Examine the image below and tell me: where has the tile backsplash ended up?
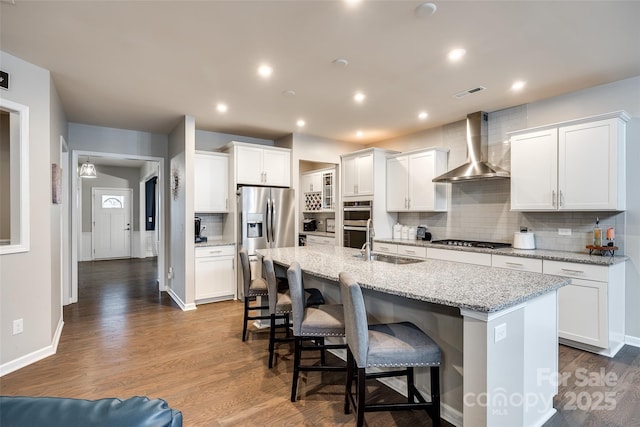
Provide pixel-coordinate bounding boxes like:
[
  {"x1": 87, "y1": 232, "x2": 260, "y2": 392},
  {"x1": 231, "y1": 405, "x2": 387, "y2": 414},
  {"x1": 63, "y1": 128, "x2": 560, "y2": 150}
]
[
  {"x1": 397, "y1": 105, "x2": 627, "y2": 254},
  {"x1": 196, "y1": 213, "x2": 224, "y2": 239}
]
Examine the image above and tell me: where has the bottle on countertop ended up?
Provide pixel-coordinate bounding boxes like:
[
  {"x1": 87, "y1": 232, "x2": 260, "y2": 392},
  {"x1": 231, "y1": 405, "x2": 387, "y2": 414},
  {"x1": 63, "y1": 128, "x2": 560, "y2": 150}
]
[{"x1": 593, "y1": 217, "x2": 603, "y2": 247}]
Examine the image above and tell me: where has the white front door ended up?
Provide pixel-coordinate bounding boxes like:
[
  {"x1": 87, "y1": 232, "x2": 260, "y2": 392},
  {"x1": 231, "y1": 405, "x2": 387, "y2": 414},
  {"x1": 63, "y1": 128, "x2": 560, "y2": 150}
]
[{"x1": 92, "y1": 188, "x2": 132, "y2": 259}]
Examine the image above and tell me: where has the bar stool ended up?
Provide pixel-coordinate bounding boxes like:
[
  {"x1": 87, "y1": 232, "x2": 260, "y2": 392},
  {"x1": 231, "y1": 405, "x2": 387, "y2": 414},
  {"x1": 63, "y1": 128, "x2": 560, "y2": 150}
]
[
  {"x1": 339, "y1": 272, "x2": 442, "y2": 427},
  {"x1": 287, "y1": 261, "x2": 347, "y2": 402},
  {"x1": 263, "y1": 256, "x2": 293, "y2": 369},
  {"x1": 239, "y1": 247, "x2": 270, "y2": 341}
]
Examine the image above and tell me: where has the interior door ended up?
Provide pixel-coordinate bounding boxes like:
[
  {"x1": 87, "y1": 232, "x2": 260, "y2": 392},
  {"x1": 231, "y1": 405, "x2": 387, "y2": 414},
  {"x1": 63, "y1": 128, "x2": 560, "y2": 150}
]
[{"x1": 92, "y1": 188, "x2": 132, "y2": 259}]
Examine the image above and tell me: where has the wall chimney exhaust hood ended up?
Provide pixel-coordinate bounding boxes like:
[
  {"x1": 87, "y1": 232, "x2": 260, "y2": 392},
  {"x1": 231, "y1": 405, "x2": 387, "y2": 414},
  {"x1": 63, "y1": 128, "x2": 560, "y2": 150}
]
[{"x1": 432, "y1": 111, "x2": 510, "y2": 183}]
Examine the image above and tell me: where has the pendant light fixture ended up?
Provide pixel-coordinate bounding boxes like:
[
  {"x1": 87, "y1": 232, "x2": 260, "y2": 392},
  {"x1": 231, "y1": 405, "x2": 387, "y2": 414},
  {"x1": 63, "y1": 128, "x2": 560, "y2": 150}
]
[{"x1": 79, "y1": 157, "x2": 97, "y2": 178}]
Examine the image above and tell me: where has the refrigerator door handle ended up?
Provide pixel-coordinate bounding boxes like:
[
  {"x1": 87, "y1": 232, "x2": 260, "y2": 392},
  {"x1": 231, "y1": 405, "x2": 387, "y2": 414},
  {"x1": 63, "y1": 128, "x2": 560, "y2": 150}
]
[
  {"x1": 265, "y1": 199, "x2": 271, "y2": 243},
  {"x1": 270, "y1": 198, "x2": 275, "y2": 244}
]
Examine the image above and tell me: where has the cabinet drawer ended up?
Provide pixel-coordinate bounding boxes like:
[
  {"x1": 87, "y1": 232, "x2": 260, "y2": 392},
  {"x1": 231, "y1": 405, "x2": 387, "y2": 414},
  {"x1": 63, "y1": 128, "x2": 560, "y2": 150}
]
[
  {"x1": 543, "y1": 260, "x2": 608, "y2": 282},
  {"x1": 195, "y1": 245, "x2": 235, "y2": 258},
  {"x1": 373, "y1": 242, "x2": 398, "y2": 254},
  {"x1": 427, "y1": 248, "x2": 491, "y2": 266},
  {"x1": 492, "y1": 255, "x2": 542, "y2": 273},
  {"x1": 397, "y1": 245, "x2": 427, "y2": 259},
  {"x1": 307, "y1": 235, "x2": 335, "y2": 246}
]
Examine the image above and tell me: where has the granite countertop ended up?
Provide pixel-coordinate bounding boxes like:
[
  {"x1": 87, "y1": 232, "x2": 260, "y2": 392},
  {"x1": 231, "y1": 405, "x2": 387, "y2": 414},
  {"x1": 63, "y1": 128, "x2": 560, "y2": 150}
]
[
  {"x1": 195, "y1": 240, "x2": 236, "y2": 248},
  {"x1": 256, "y1": 246, "x2": 570, "y2": 313},
  {"x1": 374, "y1": 237, "x2": 627, "y2": 266}
]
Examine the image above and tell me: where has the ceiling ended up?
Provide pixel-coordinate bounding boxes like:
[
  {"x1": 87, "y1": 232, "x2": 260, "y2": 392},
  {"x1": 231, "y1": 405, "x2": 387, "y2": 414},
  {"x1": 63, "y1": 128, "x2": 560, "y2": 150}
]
[{"x1": 1, "y1": 1, "x2": 639, "y2": 144}]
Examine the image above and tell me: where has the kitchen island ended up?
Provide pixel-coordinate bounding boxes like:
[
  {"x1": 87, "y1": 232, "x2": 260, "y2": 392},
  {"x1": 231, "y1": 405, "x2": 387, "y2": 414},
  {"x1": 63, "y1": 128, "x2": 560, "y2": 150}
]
[{"x1": 257, "y1": 245, "x2": 570, "y2": 427}]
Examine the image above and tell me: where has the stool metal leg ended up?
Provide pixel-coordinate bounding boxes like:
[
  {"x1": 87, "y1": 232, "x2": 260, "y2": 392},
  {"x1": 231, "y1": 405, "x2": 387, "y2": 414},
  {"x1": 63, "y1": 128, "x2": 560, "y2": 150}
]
[
  {"x1": 242, "y1": 298, "x2": 249, "y2": 341},
  {"x1": 344, "y1": 349, "x2": 354, "y2": 414},
  {"x1": 356, "y1": 366, "x2": 366, "y2": 427},
  {"x1": 407, "y1": 367, "x2": 415, "y2": 403},
  {"x1": 290, "y1": 337, "x2": 302, "y2": 402}
]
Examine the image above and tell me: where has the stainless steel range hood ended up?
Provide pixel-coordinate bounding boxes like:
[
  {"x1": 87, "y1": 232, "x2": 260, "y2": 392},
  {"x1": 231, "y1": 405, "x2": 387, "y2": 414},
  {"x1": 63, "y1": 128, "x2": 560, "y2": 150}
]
[{"x1": 432, "y1": 111, "x2": 510, "y2": 183}]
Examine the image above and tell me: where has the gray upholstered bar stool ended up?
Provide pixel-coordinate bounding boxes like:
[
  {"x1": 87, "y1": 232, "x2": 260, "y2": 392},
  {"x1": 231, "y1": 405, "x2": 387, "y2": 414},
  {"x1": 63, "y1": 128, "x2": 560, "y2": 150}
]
[
  {"x1": 239, "y1": 247, "x2": 270, "y2": 341},
  {"x1": 339, "y1": 272, "x2": 442, "y2": 427},
  {"x1": 287, "y1": 261, "x2": 347, "y2": 402},
  {"x1": 263, "y1": 256, "x2": 293, "y2": 369}
]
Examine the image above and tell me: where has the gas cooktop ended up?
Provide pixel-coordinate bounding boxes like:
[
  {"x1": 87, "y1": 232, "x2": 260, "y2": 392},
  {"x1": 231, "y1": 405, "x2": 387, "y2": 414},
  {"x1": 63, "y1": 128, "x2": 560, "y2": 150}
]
[{"x1": 431, "y1": 239, "x2": 512, "y2": 249}]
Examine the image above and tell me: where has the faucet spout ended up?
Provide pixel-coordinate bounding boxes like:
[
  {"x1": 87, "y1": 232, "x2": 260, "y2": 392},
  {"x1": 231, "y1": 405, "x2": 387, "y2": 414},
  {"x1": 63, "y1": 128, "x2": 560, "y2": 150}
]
[{"x1": 362, "y1": 218, "x2": 373, "y2": 260}]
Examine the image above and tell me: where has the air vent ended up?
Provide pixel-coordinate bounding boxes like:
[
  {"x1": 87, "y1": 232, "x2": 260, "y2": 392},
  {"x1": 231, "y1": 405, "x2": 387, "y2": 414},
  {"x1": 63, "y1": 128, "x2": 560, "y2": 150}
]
[{"x1": 453, "y1": 86, "x2": 487, "y2": 99}]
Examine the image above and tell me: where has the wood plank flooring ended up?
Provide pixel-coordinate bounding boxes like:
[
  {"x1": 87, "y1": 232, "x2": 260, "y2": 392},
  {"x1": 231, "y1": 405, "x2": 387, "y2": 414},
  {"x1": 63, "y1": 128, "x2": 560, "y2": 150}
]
[{"x1": 1, "y1": 257, "x2": 638, "y2": 426}]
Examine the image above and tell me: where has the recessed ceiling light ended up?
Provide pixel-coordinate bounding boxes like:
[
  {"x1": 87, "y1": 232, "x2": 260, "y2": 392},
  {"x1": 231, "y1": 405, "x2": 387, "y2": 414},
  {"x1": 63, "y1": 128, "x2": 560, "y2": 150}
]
[
  {"x1": 345, "y1": 0, "x2": 361, "y2": 7},
  {"x1": 418, "y1": 111, "x2": 429, "y2": 120},
  {"x1": 257, "y1": 64, "x2": 273, "y2": 78},
  {"x1": 216, "y1": 103, "x2": 228, "y2": 113},
  {"x1": 282, "y1": 89, "x2": 297, "y2": 97},
  {"x1": 354, "y1": 92, "x2": 366, "y2": 103},
  {"x1": 332, "y1": 58, "x2": 349, "y2": 68},
  {"x1": 414, "y1": 2, "x2": 437, "y2": 18},
  {"x1": 296, "y1": 119, "x2": 306, "y2": 127},
  {"x1": 356, "y1": 130, "x2": 364, "y2": 138},
  {"x1": 448, "y1": 48, "x2": 466, "y2": 62},
  {"x1": 511, "y1": 80, "x2": 526, "y2": 91}
]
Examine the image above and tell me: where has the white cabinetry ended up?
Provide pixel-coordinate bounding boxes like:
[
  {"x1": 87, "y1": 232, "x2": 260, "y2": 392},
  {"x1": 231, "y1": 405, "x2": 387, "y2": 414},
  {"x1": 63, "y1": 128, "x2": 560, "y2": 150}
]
[
  {"x1": 386, "y1": 148, "x2": 449, "y2": 212},
  {"x1": 195, "y1": 151, "x2": 229, "y2": 213},
  {"x1": 232, "y1": 142, "x2": 291, "y2": 187},
  {"x1": 543, "y1": 260, "x2": 625, "y2": 357},
  {"x1": 372, "y1": 242, "x2": 398, "y2": 254},
  {"x1": 301, "y1": 172, "x2": 322, "y2": 193},
  {"x1": 427, "y1": 248, "x2": 492, "y2": 266},
  {"x1": 306, "y1": 235, "x2": 335, "y2": 247},
  {"x1": 302, "y1": 168, "x2": 335, "y2": 211},
  {"x1": 342, "y1": 150, "x2": 374, "y2": 197},
  {"x1": 510, "y1": 111, "x2": 628, "y2": 211},
  {"x1": 492, "y1": 255, "x2": 542, "y2": 273},
  {"x1": 195, "y1": 245, "x2": 236, "y2": 303}
]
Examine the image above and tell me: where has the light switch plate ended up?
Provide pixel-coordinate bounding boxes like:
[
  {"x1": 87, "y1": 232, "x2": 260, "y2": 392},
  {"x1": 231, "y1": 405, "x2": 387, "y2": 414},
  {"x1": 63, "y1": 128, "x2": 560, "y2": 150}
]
[
  {"x1": 558, "y1": 228, "x2": 572, "y2": 236},
  {"x1": 494, "y1": 323, "x2": 507, "y2": 343}
]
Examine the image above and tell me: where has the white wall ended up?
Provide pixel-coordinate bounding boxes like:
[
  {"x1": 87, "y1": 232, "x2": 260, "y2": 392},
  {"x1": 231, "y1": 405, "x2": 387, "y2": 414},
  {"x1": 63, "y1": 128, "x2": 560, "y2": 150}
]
[
  {"x1": 0, "y1": 51, "x2": 60, "y2": 372},
  {"x1": 195, "y1": 129, "x2": 272, "y2": 151},
  {"x1": 69, "y1": 123, "x2": 168, "y2": 158}
]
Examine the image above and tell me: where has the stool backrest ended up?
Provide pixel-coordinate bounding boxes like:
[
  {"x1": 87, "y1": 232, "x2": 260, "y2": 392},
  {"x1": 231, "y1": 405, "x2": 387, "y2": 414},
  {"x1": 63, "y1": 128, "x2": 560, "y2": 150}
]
[
  {"x1": 287, "y1": 261, "x2": 305, "y2": 336},
  {"x1": 339, "y1": 272, "x2": 369, "y2": 367},
  {"x1": 262, "y1": 257, "x2": 279, "y2": 314},
  {"x1": 239, "y1": 247, "x2": 251, "y2": 295}
]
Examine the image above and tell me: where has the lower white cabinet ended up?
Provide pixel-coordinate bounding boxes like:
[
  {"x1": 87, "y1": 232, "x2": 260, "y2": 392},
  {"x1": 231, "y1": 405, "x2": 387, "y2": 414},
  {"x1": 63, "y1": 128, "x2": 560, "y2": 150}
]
[
  {"x1": 372, "y1": 242, "x2": 398, "y2": 255},
  {"x1": 195, "y1": 245, "x2": 235, "y2": 303},
  {"x1": 543, "y1": 260, "x2": 625, "y2": 357},
  {"x1": 492, "y1": 255, "x2": 542, "y2": 273},
  {"x1": 306, "y1": 235, "x2": 335, "y2": 246},
  {"x1": 427, "y1": 248, "x2": 492, "y2": 266}
]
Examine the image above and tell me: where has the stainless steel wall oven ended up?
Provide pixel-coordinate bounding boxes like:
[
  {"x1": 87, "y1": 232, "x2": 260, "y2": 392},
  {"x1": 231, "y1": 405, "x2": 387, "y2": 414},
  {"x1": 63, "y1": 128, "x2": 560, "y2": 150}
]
[{"x1": 343, "y1": 200, "x2": 372, "y2": 249}]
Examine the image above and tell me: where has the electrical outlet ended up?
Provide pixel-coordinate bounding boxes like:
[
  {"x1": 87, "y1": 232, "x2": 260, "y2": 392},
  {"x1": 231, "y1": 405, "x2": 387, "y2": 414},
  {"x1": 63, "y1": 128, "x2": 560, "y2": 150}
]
[
  {"x1": 13, "y1": 318, "x2": 23, "y2": 335},
  {"x1": 494, "y1": 323, "x2": 507, "y2": 343},
  {"x1": 167, "y1": 267, "x2": 174, "y2": 279},
  {"x1": 558, "y1": 228, "x2": 572, "y2": 236}
]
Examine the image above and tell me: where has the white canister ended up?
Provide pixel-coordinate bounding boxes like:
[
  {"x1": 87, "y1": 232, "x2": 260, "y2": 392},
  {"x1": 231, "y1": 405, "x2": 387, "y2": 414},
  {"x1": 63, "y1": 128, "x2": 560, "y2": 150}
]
[
  {"x1": 513, "y1": 232, "x2": 536, "y2": 249},
  {"x1": 393, "y1": 223, "x2": 402, "y2": 239},
  {"x1": 401, "y1": 226, "x2": 409, "y2": 240},
  {"x1": 408, "y1": 226, "x2": 417, "y2": 239}
]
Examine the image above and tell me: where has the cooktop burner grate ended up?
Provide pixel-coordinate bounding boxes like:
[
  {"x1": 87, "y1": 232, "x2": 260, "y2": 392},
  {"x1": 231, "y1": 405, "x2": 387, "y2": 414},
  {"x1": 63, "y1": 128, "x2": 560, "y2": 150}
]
[{"x1": 431, "y1": 239, "x2": 512, "y2": 249}]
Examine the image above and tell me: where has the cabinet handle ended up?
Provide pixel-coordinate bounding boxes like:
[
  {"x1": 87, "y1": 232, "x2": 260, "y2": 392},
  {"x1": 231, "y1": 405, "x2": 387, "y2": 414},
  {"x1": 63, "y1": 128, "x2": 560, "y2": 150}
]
[
  {"x1": 506, "y1": 262, "x2": 523, "y2": 267},
  {"x1": 405, "y1": 250, "x2": 416, "y2": 254},
  {"x1": 355, "y1": 184, "x2": 358, "y2": 194},
  {"x1": 209, "y1": 250, "x2": 223, "y2": 254},
  {"x1": 561, "y1": 268, "x2": 584, "y2": 274},
  {"x1": 407, "y1": 198, "x2": 411, "y2": 209},
  {"x1": 559, "y1": 190, "x2": 564, "y2": 207},
  {"x1": 552, "y1": 190, "x2": 556, "y2": 208}
]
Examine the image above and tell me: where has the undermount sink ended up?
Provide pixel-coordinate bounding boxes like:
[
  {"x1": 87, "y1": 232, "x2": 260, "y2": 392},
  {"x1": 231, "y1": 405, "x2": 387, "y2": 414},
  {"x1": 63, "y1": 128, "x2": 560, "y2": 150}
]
[{"x1": 353, "y1": 253, "x2": 424, "y2": 265}]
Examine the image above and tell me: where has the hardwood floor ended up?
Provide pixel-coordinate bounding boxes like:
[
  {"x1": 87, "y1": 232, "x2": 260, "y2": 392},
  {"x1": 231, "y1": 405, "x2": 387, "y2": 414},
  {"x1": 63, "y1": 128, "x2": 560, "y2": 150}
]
[{"x1": 1, "y1": 257, "x2": 638, "y2": 426}]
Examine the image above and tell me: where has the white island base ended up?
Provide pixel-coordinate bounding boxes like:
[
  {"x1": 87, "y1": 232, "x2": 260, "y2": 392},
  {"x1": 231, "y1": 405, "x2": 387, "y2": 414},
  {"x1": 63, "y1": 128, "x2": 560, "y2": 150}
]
[{"x1": 302, "y1": 273, "x2": 559, "y2": 427}]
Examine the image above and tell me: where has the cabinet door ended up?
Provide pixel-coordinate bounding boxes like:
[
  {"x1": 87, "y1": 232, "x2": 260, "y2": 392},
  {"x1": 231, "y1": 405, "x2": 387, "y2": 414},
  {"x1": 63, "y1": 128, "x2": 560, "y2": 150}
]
[
  {"x1": 356, "y1": 153, "x2": 374, "y2": 195},
  {"x1": 386, "y1": 156, "x2": 408, "y2": 211},
  {"x1": 195, "y1": 255, "x2": 235, "y2": 300},
  {"x1": 236, "y1": 145, "x2": 264, "y2": 185},
  {"x1": 301, "y1": 172, "x2": 321, "y2": 193},
  {"x1": 559, "y1": 118, "x2": 620, "y2": 210},
  {"x1": 510, "y1": 129, "x2": 558, "y2": 210},
  {"x1": 263, "y1": 149, "x2": 290, "y2": 187},
  {"x1": 321, "y1": 171, "x2": 335, "y2": 210},
  {"x1": 342, "y1": 156, "x2": 358, "y2": 197},
  {"x1": 408, "y1": 151, "x2": 436, "y2": 211},
  {"x1": 558, "y1": 278, "x2": 608, "y2": 348},
  {"x1": 195, "y1": 154, "x2": 228, "y2": 213}
]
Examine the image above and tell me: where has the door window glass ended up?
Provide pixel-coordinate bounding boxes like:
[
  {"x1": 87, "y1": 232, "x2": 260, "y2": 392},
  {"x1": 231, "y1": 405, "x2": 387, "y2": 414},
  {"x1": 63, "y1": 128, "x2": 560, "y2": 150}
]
[{"x1": 102, "y1": 195, "x2": 124, "y2": 209}]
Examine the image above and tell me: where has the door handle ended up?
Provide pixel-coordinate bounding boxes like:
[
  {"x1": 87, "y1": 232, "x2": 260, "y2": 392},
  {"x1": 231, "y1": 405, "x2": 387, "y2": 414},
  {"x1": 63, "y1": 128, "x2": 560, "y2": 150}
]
[
  {"x1": 265, "y1": 200, "x2": 270, "y2": 243},
  {"x1": 270, "y1": 199, "x2": 275, "y2": 243}
]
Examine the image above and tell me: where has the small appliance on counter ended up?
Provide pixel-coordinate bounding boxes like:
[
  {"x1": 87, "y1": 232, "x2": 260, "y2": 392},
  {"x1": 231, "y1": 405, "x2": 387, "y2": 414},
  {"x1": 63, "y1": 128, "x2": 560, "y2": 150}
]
[
  {"x1": 513, "y1": 227, "x2": 535, "y2": 250},
  {"x1": 417, "y1": 225, "x2": 432, "y2": 241},
  {"x1": 303, "y1": 218, "x2": 317, "y2": 232},
  {"x1": 195, "y1": 217, "x2": 207, "y2": 243}
]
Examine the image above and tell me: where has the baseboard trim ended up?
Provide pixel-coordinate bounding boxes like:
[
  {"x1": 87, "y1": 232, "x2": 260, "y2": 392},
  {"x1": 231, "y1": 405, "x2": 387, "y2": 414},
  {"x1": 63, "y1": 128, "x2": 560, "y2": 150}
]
[
  {"x1": 625, "y1": 335, "x2": 640, "y2": 348},
  {"x1": 0, "y1": 318, "x2": 64, "y2": 377},
  {"x1": 166, "y1": 287, "x2": 197, "y2": 311}
]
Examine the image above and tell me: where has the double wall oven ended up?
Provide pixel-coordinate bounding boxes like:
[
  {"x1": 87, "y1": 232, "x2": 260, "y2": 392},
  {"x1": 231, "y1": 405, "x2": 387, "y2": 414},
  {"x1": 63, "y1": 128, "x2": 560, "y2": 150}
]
[{"x1": 343, "y1": 200, "x2": 372, "y2": 249}]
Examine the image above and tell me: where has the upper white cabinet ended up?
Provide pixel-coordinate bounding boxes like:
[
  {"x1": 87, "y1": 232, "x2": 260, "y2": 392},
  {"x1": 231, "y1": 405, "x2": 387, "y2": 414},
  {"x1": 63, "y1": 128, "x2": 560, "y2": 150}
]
[
  {"x1": 231, "y1": 142, "x2": 291, "y2": 187},
  {"x1": 386, "y1": 148, "x2": 449, "y2": 212},
  {"x1": 195, "y1": 151, "x2": 229, "y2": 213},
  {"x1": 510, "y1": 111, "x2": 628, "y2": 211},
  {"x1": 302, "y1": 167, "x2": 335, "y2": 211},
  {"x1": 342, "y1": 150, "x2": 374, "y2": 197}
]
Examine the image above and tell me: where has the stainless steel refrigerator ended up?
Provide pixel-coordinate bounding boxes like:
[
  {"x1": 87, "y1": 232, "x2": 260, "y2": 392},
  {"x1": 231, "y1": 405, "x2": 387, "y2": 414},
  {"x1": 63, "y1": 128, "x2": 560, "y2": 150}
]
[{"x1": 238, "y1": 186, "x2": 296, "y2": 281}]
